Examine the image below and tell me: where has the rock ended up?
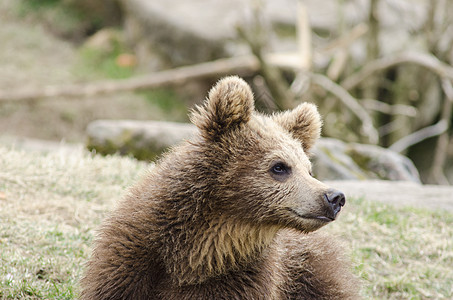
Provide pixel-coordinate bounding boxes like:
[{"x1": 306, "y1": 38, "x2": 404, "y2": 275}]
[
  {"x1": 119, "y1": 0, "x2": 428, "y2": 70},
  {"x1": 313, "y1": 138, "x2": 420, "y2": 183},
  {"x1": 86, "y1": 120, "x2": 196, "y2": 160},
  {"x1": 121, "y1": 0, "x2": 229, "y2": 69},
  {"x1": 67, "y1": 0, "x2": 123, "y2": 27},
  {"x1": 86, "y1": 120, "x2": 420, "y2": 182}
]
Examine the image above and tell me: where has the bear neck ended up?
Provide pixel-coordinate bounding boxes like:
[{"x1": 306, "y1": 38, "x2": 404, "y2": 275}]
[
  {"x1": 163, "y1": 214, "x2": 280, "y2": 286},
  {"x1": 154, "y1": 143, "x2": 280, "y2": 285}
]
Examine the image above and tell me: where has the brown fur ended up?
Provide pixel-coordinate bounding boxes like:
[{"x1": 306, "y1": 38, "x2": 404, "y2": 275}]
[{"x1": 80, "y1": 76, "x2": 360, "y2": 299}]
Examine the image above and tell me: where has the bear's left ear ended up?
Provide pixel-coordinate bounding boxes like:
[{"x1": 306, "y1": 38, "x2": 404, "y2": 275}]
[
  {"x1": 190, "y1": 76, "x2": 255, "y2": 140},
  {"x1": 272, "y1": 102, "x2": 322, "y2": 153}
]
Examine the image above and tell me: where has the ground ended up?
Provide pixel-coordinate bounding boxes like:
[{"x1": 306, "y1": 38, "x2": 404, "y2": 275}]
[
  {"x1": 0, "y1": 145, "x2": 452, "y2": 299},
  {"x1": 1, "y1": 1, "x2": 452, "y2": 299},
  {"x1": 0, "y1": 0, "x2": 182, "y2": 143},
  {"x1": 328, "y1": 180, "x2": 453, "y2": 213}
]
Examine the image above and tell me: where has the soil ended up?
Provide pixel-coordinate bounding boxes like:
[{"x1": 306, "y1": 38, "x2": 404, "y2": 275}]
[
  {"x1": 327, "y1": 180, "x2": 453, "y2": 213},
  {"x1": 0, "y1": 0, "x2": 167, "y2": 143}
]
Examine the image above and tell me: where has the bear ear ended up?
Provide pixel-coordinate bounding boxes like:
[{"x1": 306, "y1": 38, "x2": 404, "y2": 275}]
[
  {"x1": 273, "y1": 102, "x2": 322, "y2": 153},
  {"x1": 190, "y1": 76, "x2": 255, "y2": 140}
]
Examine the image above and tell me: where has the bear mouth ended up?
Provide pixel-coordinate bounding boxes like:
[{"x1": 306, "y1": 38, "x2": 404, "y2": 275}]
[{"x1": 287, "y1": 208, "x2": 335, "y2": 222}]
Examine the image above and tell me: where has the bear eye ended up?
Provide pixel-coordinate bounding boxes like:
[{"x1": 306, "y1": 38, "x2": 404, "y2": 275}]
[{"x1": 269, "y1": 162, "x2": 292, "y2": 181}]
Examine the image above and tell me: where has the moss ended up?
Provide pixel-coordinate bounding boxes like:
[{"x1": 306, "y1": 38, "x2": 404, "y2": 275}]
[
  {"x1": 86, "y1": 133, "x2": 161, "y2": 162},
  {"x1": 347, "y1": 148, "x2": 394, "y2": 180},
  {"x1": 272, "y1": 22, "x2": 296, "y2": 39},
  {"x1": 346, "y1": 148, "x2": 371, "y2": 170},
  {"x1": 320, "y1": 146, "x2": 368, "y2": 180}
]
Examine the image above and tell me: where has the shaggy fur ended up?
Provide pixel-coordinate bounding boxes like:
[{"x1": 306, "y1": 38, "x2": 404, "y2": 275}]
[{"x1": 80, "y1": 76, "x2": 360, "y2": 299}]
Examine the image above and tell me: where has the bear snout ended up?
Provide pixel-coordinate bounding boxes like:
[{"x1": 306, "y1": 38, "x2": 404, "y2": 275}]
[{"x1": 323, "y1": 189, "x2": 346, "y2": 220}]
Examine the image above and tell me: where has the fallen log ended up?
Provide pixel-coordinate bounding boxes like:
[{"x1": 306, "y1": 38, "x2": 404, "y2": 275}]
[{"x1": 0, "y1": 56, "x2": 260, "y2": 102}]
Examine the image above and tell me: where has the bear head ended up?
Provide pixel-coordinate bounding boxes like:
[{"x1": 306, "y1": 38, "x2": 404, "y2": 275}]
[{"x1": 190, "y1": 76, "x2": 345, "y2": 233}]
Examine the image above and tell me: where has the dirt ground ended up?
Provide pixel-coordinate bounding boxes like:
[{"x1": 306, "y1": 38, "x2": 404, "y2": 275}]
[
  {"x1": 327, "y1": 180, "x2": 453, "y2": 213},
  {"x1": 0, "y1": 0, "x2": 168, "y2": 143}
]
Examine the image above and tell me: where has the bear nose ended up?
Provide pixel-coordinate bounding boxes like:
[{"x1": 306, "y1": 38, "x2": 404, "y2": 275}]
[{"x1": 323, "y1": 189, "x2": 346, "y2": 219}]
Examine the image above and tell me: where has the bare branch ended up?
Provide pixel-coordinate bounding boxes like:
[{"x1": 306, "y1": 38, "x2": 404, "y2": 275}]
[
  {"x1": 309, "y1": 73, "x2": 379, "y2": 144},
  {"x1": 389, "y1": 120, "x2": 448, "y2": 153},
  {"x1": 361, "y1": 99, "x2": 417, "y2": 117},
  {"x1": 341, "y1": 52, "x2": 453, "y2": 90},
  {"x1": 378, "y1": 119, "x2": 405, "y2": 137},
  {"x1": 318, "y1": 23, "x2": 368, "y2": 53}
]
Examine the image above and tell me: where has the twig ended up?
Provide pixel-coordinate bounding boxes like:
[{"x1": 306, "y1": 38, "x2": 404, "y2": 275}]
[
  {"x1": 309, "y1": 73, "x2": 379, "y2": 144},
  {"x1": 341, "y1": 52, "x2": 453, "y2": 90},
  {"x1": 326, "y1": 50, "x2": 348, "y2": 81},
  {"x1": 318, "y1": 23, "x2": 368, "y2": 54},
  {"x1": 389, "y1": 120, "x2": 448, "y2": 153},
  {"x1": 378, "y1": 119, "x2": 404, "y2": 137}
]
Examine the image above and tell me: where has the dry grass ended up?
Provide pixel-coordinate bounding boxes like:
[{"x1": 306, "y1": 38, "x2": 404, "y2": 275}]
[
  {"x1": 0, "y1": 146, "x2": 146, "y2": 298},
  {"x1": 0, "y1": 146, "x2": 452, "y2": 299},
  {"x1": 328, "y1": 198, "x2": 453, "y2": 299}
]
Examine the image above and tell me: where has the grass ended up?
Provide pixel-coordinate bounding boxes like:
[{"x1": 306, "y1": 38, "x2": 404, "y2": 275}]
[
  {"x1": 328, "y1": 197, "x2": 453, "y2": 299},
  {"x1": 0, "y1": 146, "x2": 146, "y2": 299},
  {"x1": 0, "y1": 146, "x2": 452, "y2": 299},
  {"x1": 76, "y1": 43, "x2": 135, "y2": 80}
]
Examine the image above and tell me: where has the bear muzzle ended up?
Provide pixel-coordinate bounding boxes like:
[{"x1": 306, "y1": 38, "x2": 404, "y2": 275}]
[{"x1": 287, "y1": 188, "x2": 346, "y2": 224}]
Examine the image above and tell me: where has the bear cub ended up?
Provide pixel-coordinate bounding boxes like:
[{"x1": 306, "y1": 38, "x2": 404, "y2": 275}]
[{"x1": 81, "y1": 76, "x2": 359, "y2": 299}]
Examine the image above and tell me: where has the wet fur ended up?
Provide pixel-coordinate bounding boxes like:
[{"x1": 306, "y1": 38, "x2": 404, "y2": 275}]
[{"x1": 81, "y1": 77, "x2": 360, "y2": 299}]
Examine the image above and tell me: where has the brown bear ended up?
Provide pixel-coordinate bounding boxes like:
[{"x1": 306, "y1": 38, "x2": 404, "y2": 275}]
[{"x1": 80, "y1": 76, "x2": 360, "y2": 299}]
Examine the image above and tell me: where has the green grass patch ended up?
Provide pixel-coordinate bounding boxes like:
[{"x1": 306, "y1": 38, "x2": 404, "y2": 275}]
[
  {"x1": 76, "y1": 42, "x2": 135, "y2": 80},
  {"x1": 22, "y1": 0, "x2": 61, "y2": 9},
  {"x1": 140, "y1": 89, "x2": 189, "y2": 121},
  {"x1": 77, "y1": 46, "x2": 134, "y2": 80},
  {"x1": 0, "y1": 146, "x2": 452, "y2": 298}
]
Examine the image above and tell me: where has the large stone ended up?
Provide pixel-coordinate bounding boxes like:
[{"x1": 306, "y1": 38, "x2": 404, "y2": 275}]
[
  {"x1": 86, "y1": 120, "x2": 196, "y2": 161},
  {"x1": 86, "y1": 120, "x2": 420, "y2": 182},
  {"x1": 119, "y1": 0, "x2": 428, "y2": 70},
  {"x1": 313, "y1": 138, "x2": 420, "y2": 183}
]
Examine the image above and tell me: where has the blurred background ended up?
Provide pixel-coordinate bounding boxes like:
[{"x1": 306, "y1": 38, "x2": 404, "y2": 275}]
[{"x1": 1, "y1": 0, "x2": 452, "y2": 185}]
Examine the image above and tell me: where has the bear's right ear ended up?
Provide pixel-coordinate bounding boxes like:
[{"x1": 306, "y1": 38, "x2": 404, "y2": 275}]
[{"x1": 190, "y1": 76, "x2": 255, "y2": 140}]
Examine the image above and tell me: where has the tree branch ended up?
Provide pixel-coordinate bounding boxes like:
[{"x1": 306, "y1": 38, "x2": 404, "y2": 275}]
[
  {"x1": 361, "y1": 99, "x2": 417, "y2": 117},
  {"x1": 309, "y1": 73, "x2": 379, "y2": 144},
  {"x1": 341, "y1": 52, "x2": 453, "y2": 90},
  {"x1": 429, "y1": 78, "x2": 453, "y2": 184},
  {"x1": 389, "y1": 120, "x2": 448, "y2": 153},
  {"x1": 0, "y1": 56, "x2": 260, "y2": 102}
]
